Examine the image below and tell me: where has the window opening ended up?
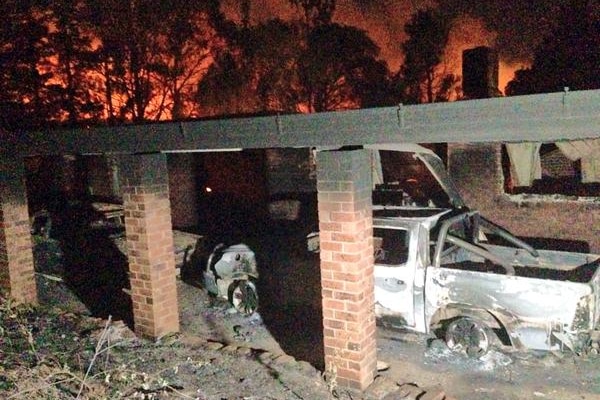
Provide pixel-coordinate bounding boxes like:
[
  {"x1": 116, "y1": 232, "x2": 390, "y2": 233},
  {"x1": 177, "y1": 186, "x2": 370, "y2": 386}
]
[{"x1": 373, "y1": 227, "x2": 410, "y2": 265}]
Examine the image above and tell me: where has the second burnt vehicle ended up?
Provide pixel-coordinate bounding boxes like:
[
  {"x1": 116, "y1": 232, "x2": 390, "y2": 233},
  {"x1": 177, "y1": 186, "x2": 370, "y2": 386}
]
[
  {"x1": 354, "y1": 144, "x2": 600, "y2": 357},
  {"x1": 202, "y1": 144, "x2": 600, "y2": 355}
]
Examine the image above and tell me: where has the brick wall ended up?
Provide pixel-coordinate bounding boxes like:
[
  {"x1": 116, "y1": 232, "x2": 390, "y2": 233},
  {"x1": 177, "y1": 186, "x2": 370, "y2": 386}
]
[
  {"x1": 266, "y1": 148, "x2": 316, "y2": 194},
  {"x1": 542, "y1": 149, "x2": 576, "y2": 178},
  {"x1": 448, "y1": 143, "x2": 600, "y2": 253},
  {"x1": 316, "y1": 149, "x2": 377, "y2": 391},
  {"x1": 167, "y1": 154, "x2": 199, "y2": 229},
  {"x1": 85, "y1": 155, "x2": 120, "y2": 200},
  {"x1": 0, "y1": 157, "x2": 37, "y2": 303},
  {"x1": 118, "y1": 154, "x2": 180, "y2": 338}
]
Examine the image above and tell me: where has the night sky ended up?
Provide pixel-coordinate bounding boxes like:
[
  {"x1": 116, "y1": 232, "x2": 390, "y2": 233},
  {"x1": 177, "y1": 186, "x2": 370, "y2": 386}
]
[{"x1": 223, "y1": 0, "x2": 560, "y2": 92}]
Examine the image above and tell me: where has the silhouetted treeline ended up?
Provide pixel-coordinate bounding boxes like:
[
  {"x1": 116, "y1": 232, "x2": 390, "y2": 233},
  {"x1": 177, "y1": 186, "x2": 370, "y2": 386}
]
[
  {"x1": 506, "y1": 0, "x2": 600, "y2": 96},
  {"x1": 1, "y1": 0, "x2": 598, "y2": 131}
]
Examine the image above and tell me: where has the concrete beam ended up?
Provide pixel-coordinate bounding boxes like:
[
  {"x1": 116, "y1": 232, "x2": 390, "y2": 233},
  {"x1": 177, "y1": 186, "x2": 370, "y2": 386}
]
[{"x1": 6, "y1": 89, "x2": 600, "y2": 157}]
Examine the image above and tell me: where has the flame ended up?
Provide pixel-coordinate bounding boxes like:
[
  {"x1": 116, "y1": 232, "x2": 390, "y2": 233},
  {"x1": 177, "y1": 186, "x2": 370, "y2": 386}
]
[
  {"x1": 35, "y1": 1, "x2": 534, "y2": 124},
  {"x1": 499, "y1": 60, "x2": 530, "y2": 95}
]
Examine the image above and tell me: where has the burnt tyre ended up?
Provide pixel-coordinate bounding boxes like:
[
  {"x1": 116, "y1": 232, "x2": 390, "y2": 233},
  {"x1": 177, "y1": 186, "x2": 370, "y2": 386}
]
[
  {"x1": 228, "y1": 279, "x2": 258, "y2": 315},
  {"x1": 445, "y1": 317, "x2": 494, "y2": 358}
]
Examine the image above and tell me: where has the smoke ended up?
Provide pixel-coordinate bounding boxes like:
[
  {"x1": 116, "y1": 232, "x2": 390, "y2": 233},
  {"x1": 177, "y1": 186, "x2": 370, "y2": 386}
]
[
  {"x1": 333, "y1": 0, "x2": 437, "y2": 71},
  {"x1": 220, "y1": 0, "x2": 296, "y2": 24},
  {"x1": 220, "y1": 0, "x2": 549, "y2": 88},
  {"x1": 434, "y1": 0, "x2": 558, "y2": 63}
]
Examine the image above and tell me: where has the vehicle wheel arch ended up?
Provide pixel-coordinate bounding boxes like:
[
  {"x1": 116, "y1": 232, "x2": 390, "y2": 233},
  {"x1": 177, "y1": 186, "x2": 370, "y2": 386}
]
[{"x1": 429, "y1": 304, "x2": 514, "y2": 346}]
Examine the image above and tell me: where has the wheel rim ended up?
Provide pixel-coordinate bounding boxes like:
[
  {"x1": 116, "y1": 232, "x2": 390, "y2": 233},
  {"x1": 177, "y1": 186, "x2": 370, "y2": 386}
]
[
  {"x1": 445, "y1": 318, "x2": 490, "y2": 358},
  {"x1": 231, "y1": 281, "x2": 258, "y2": 314}
]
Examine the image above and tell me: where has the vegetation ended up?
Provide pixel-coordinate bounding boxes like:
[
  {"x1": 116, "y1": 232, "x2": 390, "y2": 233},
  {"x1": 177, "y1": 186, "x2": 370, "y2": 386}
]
[
  {"x1": 0, "y1": 0, "x2": 448, "y2": 130},
  {"x1": 505, "y1": 0, "x2": 600, "y2": 96},
  {"x1": 0, "y1": 293, "x2": 210, "y2": 399},
  {"x1": 1, "y1": 0, "x2": 599, "y2": 129},
  {"x1": 396, "y1": 8, "x2": 457, "y2": 104}
]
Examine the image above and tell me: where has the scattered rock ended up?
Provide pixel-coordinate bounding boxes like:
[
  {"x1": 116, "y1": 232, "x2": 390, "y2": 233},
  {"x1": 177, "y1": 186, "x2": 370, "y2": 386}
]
[
  {"x1": 297, "y1": 359, "x2": 319, "y2": 376},
  {"x1": 364, "y1": 375, "x2": 399, "y2": 399},
  {"x1": 377, "y1": 360, "x2": 390, "y2": 371},
  {"x1": 419, "y1": 385, "x2": 446, "y2": 400},
  {"x1": 394, "y1": 383, "x2": 424, "y2": 400},
  {"x1": 236, "y1": 346, "x2": 252, "y2": 356},
  {"x1": 205, "y1": 341, "x2": 224, "y2": 351},
  {"x1": 258, "y1": 350, "x2": 275, "y2": 363},
  {"x1": 179, "y1": 335, "x2": 206, "y2": 347},
  {"x1": 222, "y1": 344, "x2": 239, "y2": 353},
  {"x1": 90, "y1": 319, "x2": 137, "y2": 344},
  {"x1": 272, "y1": 354, "x2": 297, "y2": 366}
]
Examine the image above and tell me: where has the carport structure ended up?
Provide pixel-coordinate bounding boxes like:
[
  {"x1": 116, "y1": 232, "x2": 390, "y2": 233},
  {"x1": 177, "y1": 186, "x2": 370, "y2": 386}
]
[{"x1": 2, "y1": 89, "x2": 600, "y2": 391}]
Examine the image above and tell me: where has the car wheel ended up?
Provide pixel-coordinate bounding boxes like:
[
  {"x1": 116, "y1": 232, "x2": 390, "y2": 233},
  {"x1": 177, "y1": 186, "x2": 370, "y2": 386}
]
[
  {"x1": 445, "y1": 317, "x2": 492, "y2": 358},
  {"x1": 228, "y1": 280, "x2": 258, "y2": 315}
]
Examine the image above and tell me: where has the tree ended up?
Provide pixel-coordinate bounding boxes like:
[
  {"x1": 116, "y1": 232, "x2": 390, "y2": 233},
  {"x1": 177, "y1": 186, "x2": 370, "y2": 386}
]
[
  {"x1": 145, "y1": 1, "x2": 214, "y2": 120},
  {"x1": 298, "y1": 23, "x2": 392, "y2": 112},
  {"x1": 288, "y1": 0, "x2": 335, "y2": 27},
  {"x1": 196, "y1": 19, "x2": 303, "y2": 116},
  {"x1": 196, "y1": 19, "x2": 392, "y2": 116},
  {"x1": 47, "y1": 0, "x2": 104, "y2": 125},
  {"x1": 0, "y1": 0, "x2": 57, "y2": 129},
  {"x1": 87, "y1": 0, "x2": 214, "y2": 122},
  {"x1": 506, "y1": 0, "x2": 600, "y2": 95},
  {"x1": 86, "y1": 0, "x2": 156, "y2": 122},
  {"x1": 398, "y1": 8, "x2": 454, "y2": 104},
  {"x1": 504, "y1": 67, "x2": 537, "y2": 97}
]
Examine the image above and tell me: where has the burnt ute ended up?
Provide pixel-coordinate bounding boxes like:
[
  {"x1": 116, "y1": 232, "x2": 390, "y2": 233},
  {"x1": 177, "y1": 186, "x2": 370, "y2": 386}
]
[
  {"x1": 337, "y1": 144, "x2": 600, "y2": 356},
  {"x1": 370, "y1": 206, "x2": 600, "y2": 356}
]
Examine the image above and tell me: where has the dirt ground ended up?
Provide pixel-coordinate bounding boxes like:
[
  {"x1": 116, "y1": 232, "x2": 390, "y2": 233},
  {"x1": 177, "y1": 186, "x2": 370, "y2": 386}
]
[{"x1": 4, "y1": 231, "x2": 600, "y2": 399}]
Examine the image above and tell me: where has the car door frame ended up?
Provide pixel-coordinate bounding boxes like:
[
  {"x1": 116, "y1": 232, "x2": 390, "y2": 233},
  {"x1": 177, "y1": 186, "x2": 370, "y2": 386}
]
[{"x1": 373, "y1": 221, "x2": 420, "y2": 328}]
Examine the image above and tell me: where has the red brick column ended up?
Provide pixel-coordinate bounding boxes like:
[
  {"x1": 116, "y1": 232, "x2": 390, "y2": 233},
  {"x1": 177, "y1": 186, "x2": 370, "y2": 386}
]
[
  {"x1": 118, "y1": 154, "x2": 179, "y2": 338},
  {"x1": 0, "y1": 157, "x2": 37, "y2": 304},
  {"x1": 316, "y1": 149, "x2": 376, "y2": 391}
]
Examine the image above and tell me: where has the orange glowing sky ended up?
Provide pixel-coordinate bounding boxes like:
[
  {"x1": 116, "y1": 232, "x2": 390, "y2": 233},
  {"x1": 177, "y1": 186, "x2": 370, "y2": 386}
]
[{"x1": 222, "y1": 0, "x2": 538, "y2": 94}]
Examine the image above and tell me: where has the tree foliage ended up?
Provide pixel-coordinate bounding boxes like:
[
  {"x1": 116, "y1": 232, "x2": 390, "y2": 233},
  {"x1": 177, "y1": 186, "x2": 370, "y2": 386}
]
[
  {"x1": 0, "y1": 0, "x2": 216, "y2": 129},
  {"x1": 196, "y1": 12, "x2": 392, "y2": 115},
  {"x1": 506, "y1": 0, "x2": 600, "y2": 96},
  {"x1": 288, "y1": 0, "x2": 336, "y2": 27},
  {"x1": 0, "y1": 0, "x2": 461, "y2": 129},
  {"x1": 47, "y1": 0, "x2": 104, "y2": 125},
  {"x1": 398, "y1": 8, "x2": 455, "y2": 104},
  {"x1": 197, "y1": 20, "x2": 303, "y2": 116},
  {"x1": 0, "y1": 0, "x2": 56, "y2": 129},
  {"x1": 299, "y1": 23, "x2": 392, "y2": 112},
  {"x1": 86, "y1": 0, "x2": 214, "y2": 122}
]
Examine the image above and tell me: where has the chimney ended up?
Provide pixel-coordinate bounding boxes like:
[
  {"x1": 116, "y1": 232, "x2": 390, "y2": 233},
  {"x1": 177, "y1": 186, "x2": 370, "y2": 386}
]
[{"x1": 462, "y1": 46, "x2": 500, "y2": 99}]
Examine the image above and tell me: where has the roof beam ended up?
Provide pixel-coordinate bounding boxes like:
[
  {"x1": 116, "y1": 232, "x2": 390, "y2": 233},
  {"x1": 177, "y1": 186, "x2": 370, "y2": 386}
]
[{"x1": 5, "y1": 89, "x2": 600, "y2": 157}]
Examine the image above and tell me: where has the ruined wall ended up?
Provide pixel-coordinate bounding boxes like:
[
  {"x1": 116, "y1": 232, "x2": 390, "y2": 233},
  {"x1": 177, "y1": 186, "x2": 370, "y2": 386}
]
[
  {"x1": 265, "y1": 148, "x2": 316, "y2": 194},
  {"x1": 448, "y1": 143, "x2": 600, "y2": 253},
  {"x1": 85, "y1": 155, "x2": 120, "y2": 200},
  {"x1": 166, "y1": 154, "x2": 199, "y2": 229}
]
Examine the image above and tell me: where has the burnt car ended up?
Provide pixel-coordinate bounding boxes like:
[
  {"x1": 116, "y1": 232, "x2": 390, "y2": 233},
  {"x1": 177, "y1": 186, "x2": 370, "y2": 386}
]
[
  {"x1": 369, "y1": 205, "x2": 600, "y2": 357},
  {"x1": 203, "y1": 242, "x2": 259, "y2": 314}
]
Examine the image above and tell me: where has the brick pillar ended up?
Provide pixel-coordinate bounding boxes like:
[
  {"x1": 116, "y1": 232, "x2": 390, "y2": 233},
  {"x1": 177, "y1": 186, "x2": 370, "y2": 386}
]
[
  {"x1": 0, "y1": 156, "x2": 37, "y2": 304},
  {"x1": 118, "y1": 154, "x2": 179, "y2": 338},
  {"x1": 316, "y1": 149, "x2": 376, "y2": 391}
]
